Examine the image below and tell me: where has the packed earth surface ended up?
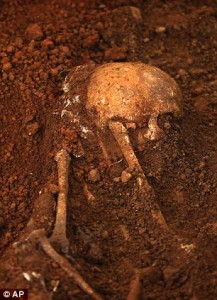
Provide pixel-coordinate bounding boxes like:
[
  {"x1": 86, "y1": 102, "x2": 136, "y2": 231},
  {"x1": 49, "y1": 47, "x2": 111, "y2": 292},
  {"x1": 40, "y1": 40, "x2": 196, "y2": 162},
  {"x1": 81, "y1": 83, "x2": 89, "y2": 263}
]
[{"x1": 0, "y1": 0, "x2": 217, "y2": 299}]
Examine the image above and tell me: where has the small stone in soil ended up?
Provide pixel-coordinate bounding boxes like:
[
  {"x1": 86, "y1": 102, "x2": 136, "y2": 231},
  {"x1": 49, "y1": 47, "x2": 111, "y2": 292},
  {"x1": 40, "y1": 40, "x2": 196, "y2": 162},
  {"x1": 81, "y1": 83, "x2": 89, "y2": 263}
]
[
  {"x1": 41, "y1": 39, "x2": 54, "y2": 49},
  {"x1": 155, "y1": 26, "x2": 166, "y2": 33},
  {"x1": 2, "y1": 62, "x2": 12, "y2": 71},
  {"x1": 26, "y1": 122, "x2": 40, "y2": 136},
  {"x1": 130, "y1": 7, "x2": 143, "y2": 23},
  {"x1": 48, "y1": 183, "x2": 59, "y2": 194},
  {"x1": 88, "y1": 169, "x2": 100, "y2": 183},
  {"x1": 121, "y1": 170, "x2": 132, "y2": 183},
  {"x1": 50, "y1": 68, "x2": 59, "y2": 76},
  {"x1": 164, "y1": 122, "x2": 171, "y2": 129},
  {"x1": 6, "y1": 45, "x2": 15, "y2": 53},
  {"x1": 113, "y1": 177, "x2": 120, "y2": 183}
]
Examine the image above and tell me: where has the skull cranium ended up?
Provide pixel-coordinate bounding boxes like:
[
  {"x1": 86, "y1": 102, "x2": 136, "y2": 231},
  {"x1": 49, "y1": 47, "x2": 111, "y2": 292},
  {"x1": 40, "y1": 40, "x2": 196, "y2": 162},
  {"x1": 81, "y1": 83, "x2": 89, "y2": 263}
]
[
  {"x1": 62, "y1": 62, "x2": 183, "y2": 179},
  {"x1": 87, "y1": 62, "x2": 183, "y2": 141}
]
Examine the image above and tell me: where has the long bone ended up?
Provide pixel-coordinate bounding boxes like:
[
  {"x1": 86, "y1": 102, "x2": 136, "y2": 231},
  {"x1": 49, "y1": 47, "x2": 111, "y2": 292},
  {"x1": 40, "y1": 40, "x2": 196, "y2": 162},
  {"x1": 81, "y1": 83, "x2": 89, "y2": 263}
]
[
  {"x1": 49, "y1": 149, "x2": 71, "y2": 253},
  {"x1": 108, "y1": 121, "x2": 150, "y2": 187},
  {"x1": 109, "y1": 120, "x2": 169, "y2": 231},
  {"x1": 18, "y1": 148, "x2": 103, "y2": 300},
  {"x1": 29, "y1": 229, "x2": 103, "y2": 300}
]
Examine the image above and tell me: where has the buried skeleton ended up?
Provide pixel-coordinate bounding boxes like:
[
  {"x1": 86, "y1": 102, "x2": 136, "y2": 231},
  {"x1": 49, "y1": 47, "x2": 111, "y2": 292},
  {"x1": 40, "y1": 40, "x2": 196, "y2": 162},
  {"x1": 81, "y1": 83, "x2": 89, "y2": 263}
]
[{"x1": 16, "y1": 62, "x2": 185, "y2": 300}]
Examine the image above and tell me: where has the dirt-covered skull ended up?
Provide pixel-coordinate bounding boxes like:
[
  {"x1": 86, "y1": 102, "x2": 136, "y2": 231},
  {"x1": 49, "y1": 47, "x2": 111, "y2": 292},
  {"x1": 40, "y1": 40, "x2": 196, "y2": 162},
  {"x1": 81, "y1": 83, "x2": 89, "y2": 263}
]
[
  {"x1": 61, "y1": 62, "x2": 183, "y2": 175},
  {"x1": 86, "y1": 62, "x2": 183, "y2": 140}
]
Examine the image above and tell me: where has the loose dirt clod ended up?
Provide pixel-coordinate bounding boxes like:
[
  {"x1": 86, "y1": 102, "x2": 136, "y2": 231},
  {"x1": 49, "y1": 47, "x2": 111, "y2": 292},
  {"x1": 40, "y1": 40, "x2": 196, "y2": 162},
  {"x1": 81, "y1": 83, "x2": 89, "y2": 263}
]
[{"x1": 49, "y1": 149, "x2": 71, "y2": 253}]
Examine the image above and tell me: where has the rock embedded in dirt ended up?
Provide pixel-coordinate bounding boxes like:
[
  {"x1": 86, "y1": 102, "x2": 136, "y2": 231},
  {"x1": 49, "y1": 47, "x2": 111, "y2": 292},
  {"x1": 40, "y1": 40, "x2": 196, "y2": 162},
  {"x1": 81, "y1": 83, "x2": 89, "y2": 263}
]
[
  {"x1": 26, "y1": 122, "x2": 40, "y2": 136},
  {"x1": 1, "y1": 56, "x2": 9, "y2": 63},
  {"x1": 47, "y1": 183, "x2": 59, "y2": 194},
  {"x1": 6, "y1": 45, "x2": 15, "y2": 54},
  {"x1": 129, "y1": 6, "x2": 143, "y2": 24},
  {"x1": 50, "y1": 68, "x2": 59, "y2": 77},
  {"x1": 113, "y1": 177, "x2": 120, "y2": 182},
  {"x1": 88, "y1": 169, "x2": 101, "y2": 183},
  {"x1": 155, "y1": 26, "x2": 167, "y2": 33},
  {"x1": 41, "y1": 39, "x2": 54, "y2": 49},
  {"x1": 121, "y1": 170, "x2": 132, "y2": 183},
  {"x1": 14, "y1": 51, "x2": 23, "y2": 59},
  {"x1": 2, "y1": 62, "x2": 12, "y2": 72},
  {"x1": 14, "y1": 37, "x2": 23, "y2": 48},
  {"x1": 192, "y1": 85, "x2": 205, "y2": 96}
]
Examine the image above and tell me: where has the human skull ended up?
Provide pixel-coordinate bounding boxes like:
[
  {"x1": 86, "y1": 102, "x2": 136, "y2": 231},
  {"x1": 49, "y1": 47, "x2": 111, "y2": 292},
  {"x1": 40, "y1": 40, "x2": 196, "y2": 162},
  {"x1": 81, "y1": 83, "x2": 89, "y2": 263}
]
[
  {"x1": 62, "y1": 62, "x2": 183, "y2": 175},
  {"x1": 86, "y1": 62, "x2": 183, "y2": 140},
  {"x1": 59, "y1": 62, "x2": 183, "y2": 232}
]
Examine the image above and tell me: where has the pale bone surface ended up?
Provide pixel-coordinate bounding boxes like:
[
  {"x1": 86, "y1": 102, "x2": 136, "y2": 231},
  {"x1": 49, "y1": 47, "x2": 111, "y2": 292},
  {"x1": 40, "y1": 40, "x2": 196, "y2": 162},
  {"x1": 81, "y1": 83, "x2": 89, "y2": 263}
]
[
  {"x1": 10, "y1": 63, "x2": 184, "y2": 300},
  {"x1": 87, "y1": 62, "x2": 183, "y2": 129},
  {"x1": 62, "y1": 62, "x2": 183, "y2": 178}
]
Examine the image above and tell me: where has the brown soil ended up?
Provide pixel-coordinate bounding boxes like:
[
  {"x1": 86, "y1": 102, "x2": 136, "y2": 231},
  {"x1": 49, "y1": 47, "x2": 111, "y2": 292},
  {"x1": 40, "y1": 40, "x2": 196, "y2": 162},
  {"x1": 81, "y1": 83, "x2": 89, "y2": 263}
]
[{"x1": 0, "y1": 0, "x2": 217, "y2": 299}]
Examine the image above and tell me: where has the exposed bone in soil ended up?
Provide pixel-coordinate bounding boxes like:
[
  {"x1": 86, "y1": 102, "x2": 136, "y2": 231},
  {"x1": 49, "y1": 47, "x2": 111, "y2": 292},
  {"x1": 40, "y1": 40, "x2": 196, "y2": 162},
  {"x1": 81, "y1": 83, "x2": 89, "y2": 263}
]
[
  {"x1": 49, "y1": 149, "x2": 71, "y2": 253},
  {"x1": 28, "y1": 229, "x2": 103, "y2": 300},
  {"x1": 0, "y1": 0, "x2": 217, "y2": 299}
]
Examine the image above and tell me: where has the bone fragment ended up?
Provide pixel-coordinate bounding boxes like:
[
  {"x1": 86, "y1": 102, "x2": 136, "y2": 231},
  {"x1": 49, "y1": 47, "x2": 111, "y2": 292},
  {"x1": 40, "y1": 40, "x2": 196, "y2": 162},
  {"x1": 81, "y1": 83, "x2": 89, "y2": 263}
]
[
  {"x1": 29, "y1": 229, "x2": 103, "y2": 300},
  {"x1": 108, "y1": 121, "x2": 169, "y2": 230},
  {"x1": 50, "y1": 149, "x2": 71, "y2": 253},
  {"x1": 109, "y1": 120, "x2": 151, "y2": 192},
  {"x1": 151, "y1": 209, "x2": 169, "y2": 232},
  {"x1": 83, "y1": 183, "x2": 95, "y2": 202},
  {"x1": 15, "y1": 188, "x2": 56, "y2": 242},
  {"x1": 143, "y1": 116, "x2": 164, "y2": 141},
  {"x1": 126, "y1": 268, "x2": 142, "y2": 300},
  {"x1": 109, "y1": 121, "x2": 142, "y2": 173}
]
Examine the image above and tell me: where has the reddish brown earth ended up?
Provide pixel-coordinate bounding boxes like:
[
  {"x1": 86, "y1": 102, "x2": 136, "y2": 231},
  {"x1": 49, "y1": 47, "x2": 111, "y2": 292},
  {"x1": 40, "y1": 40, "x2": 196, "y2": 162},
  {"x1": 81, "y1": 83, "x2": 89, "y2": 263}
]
[{"x1": 0, "y1": 0, "x2": 217, "y2": 299}]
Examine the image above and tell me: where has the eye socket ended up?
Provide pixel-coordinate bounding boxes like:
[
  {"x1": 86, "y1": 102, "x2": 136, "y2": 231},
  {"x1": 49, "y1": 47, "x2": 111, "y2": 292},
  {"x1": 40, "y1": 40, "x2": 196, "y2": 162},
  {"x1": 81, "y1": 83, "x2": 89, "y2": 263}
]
[{"x1": 157, "y1": 113, "x2": 173, "y2": 130}]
